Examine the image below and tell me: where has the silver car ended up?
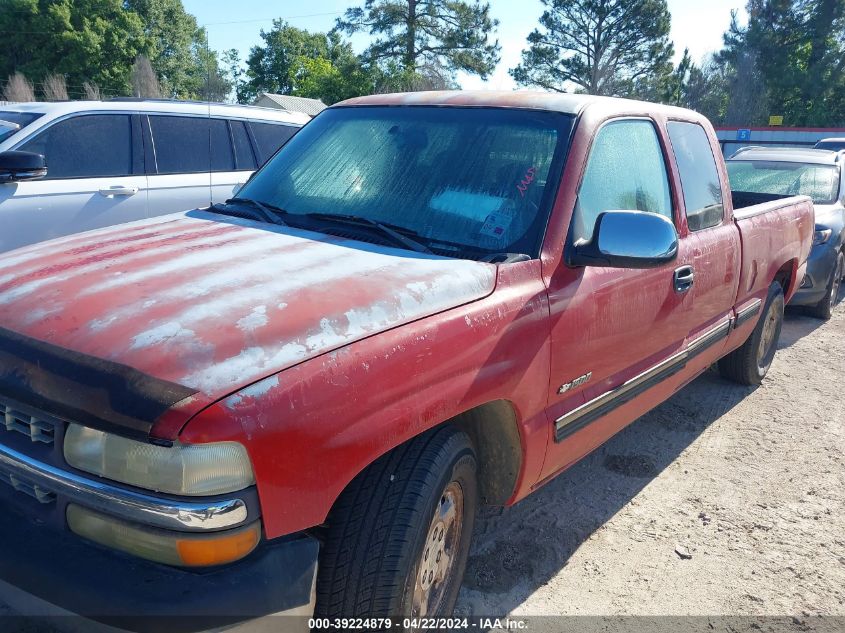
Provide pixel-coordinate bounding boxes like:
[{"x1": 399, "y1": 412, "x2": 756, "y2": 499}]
[
  {"x1": 728, "y1": 147, "x2": 845, "y2": 319},
  {"x1": 0, "y1": 99, "x2": 309, "y2": 253}
]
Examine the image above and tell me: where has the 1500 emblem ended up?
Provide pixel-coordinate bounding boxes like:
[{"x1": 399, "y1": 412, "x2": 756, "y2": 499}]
[{"x1": 558, "y1": 372, "x2": 592, "y2": 394}]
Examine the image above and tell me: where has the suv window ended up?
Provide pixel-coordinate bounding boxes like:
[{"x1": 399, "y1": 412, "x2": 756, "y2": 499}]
[
  {"x1": 667, "y1": 121, "x2": 724, "y2": 231},
  {"x1": 250, "y1": 122, "x2": 297, "y2": 163},
  {"x1": 18, "y1": 114, "x2": 133, "y2": 179},
  {"x1": 230, "y1": 120, "x2": 256, "y2": 170},
  {"x1": 149, "y1": 116, "x2": 233, "y2": 174},
  {"x1": 573, "y1": 119, "x2": 673, "y2": 242}
]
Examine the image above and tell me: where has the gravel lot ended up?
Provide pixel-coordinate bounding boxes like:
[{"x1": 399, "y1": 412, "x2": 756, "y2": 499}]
[
  {"x1": 457, "y1": 305, "x2": 845, "y2": 622},
  {"x1": 2, "y1": 306, "x2": 843, "y2": 631}
]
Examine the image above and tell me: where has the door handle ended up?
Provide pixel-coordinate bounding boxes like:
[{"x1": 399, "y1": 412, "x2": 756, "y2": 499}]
[
  {"x1": 674, "y1": 265, "x2": 694, "y2": 293},
  {"x1": 98, "y1": 186, "x2": 138, "y2": 197}
]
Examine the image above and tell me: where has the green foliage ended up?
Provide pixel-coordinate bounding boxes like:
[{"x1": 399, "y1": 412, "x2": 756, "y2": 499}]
[
  {"x1": 125, "y1": 0, "x2": 230, "y2": 100},
  {"x1": 739, "y1": 0, "x2": 845, "y2": 126},
  {"x1": 335, "y1": 0, "x2": 500, "y2": 78},
  {"x1": 510, "y1": 0, "x2": 673, "y2": 95},
  {"x1": 239, "y1": 21, "x2": 383, "y2": 105},
  {"x1": 0, "y1": 0, "x2": 147, "y2": 97}
]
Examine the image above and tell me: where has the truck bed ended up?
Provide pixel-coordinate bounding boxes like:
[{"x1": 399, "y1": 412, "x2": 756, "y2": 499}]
[{"x1": 732, "y1": 193, "x2": 815, "y2": 306}]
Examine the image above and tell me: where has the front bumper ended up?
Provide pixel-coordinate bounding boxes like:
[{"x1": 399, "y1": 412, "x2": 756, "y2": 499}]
[
  {"x1": 790, "y1": 242, "x2": 839, "y2": 306},
  {"x1": 0, "y1": 499, "x2": 319, "y2": 632}
]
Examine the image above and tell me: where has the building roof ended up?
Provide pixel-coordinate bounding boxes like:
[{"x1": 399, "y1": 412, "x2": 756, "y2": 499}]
[
  {"x1": 256, "y1": 93, "x2": 327, "y2": 116},
  {"x1": 728, "y1": 146, "x2": 845, "y2": 165}
]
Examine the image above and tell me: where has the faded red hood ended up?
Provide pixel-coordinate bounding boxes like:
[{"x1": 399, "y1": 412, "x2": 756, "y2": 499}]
[{"x1": 0, "y1": 210, "x2": 496, "y2": 417}]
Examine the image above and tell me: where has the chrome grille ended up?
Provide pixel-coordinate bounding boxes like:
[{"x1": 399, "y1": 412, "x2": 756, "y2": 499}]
[
  {"x1": 0, "y1": 471, "x2": 56, "y2": 504},
  {"x1": 1, "y1": 402, "x2": 56, "y2": 444}
]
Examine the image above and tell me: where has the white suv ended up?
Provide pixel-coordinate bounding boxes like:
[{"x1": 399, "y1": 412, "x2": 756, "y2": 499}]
[{"x1": 0, "y1": 99, "x2": 309, "y2": 252}]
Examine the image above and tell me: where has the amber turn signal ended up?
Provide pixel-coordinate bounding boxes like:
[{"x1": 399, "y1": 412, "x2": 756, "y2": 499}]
[
  {"x1": 67, "y1": 504, "x2": 261, "y2": 567},
  {"x1": 176, "y1": 526, "x2": 261, "y2": 566}
]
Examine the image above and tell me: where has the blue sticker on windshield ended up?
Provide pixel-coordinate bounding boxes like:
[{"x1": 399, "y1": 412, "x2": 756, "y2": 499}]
[{"x1": 480, "y1": 212, "x2": 513, "y2": 238}]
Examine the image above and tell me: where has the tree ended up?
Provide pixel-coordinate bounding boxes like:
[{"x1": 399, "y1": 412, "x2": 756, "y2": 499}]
[
  {"x1": 510, "y1": 0, "x2": 674, "y2": 95},
  {"x1": 335, "y1": 0, "x2": 500, "y2": 80},
  {"x1": 241, "y1": 21, "x2": 377, "y2": 104},
  {"x1": 736, "y1": 0, "x2": 845, "y2": 126},
  {"x1": 222, "y1": 49, "x2": 246, "y2": 103},
  {"x1": 130, "y1": 54, "x2": 162, "y2": 97},
  {"x1": 125, "y1": 0, "x2": 230, "y2": 100},
  {"x1": 0, "y1": 0, "x2": 147, "y2": 96},
  {"x1": 3, "y1": 73, "x2": 36, "y2": 102}
]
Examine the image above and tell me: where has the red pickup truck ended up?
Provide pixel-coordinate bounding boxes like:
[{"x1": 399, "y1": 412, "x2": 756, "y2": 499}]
[{"x1": 0, "y1": 92, "x2": 813, "y2": 628}]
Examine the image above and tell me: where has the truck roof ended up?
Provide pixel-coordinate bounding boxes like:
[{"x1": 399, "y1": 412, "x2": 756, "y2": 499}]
[
  {"x1": 729, "y1": 146, "x2": 844, "y2": 165},
  {"x1": 334, "y1": 90, "x2": 698, "y2": 118}
]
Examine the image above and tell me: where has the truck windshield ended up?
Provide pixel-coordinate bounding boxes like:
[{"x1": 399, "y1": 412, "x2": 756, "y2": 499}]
[
  {"x1": 0, "y1": 112, "x2": 43, "y2": 143},
  {"x1": 727, "y1": 160, "x2": 840, "y2": 205},
  {"x1": 237, "y1": 106, "x2": 573, "y2": 259}
]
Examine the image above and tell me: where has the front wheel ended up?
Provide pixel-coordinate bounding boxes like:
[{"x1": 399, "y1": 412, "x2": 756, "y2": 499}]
[
  {"x1": 718, "y1": 282, "x2": 785, "y2": 385},
  {"x1": 315, "y1": 427, "x2": 478, "y2": 620}
]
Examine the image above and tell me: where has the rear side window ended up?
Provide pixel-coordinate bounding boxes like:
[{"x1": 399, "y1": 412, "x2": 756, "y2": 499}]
[
  {"x1": 149, "y1": 116, "x2": 233, "y2": 174},
  {"x1": 250, "y1": 122, "x2": 297, "y2": 163},
  {"x1": 573, "y1": 119, "x2": 673, "y2": 242},
  {"x1": 667, "y1": 121, "x2": 724, "y2": 231},
  {"x1": 18, "y1": 114, "x2": 133, "y2": 179},
  {"x1": 230, "y1": 120, "x2": 256, "y2": 170}
]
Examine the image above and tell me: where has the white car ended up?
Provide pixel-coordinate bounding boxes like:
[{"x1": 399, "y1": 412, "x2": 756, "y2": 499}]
[{"x1": 0, "y1": 99, "x2": 309, "y2": 252}]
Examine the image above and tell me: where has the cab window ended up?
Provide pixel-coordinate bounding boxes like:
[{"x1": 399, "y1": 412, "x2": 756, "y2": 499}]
[
  {"x1": 667, "y1": 121, "x2": 724, "y2": 231},
  {"x1": 573, "y1": 119, "x2": 673, "y2": 242}
]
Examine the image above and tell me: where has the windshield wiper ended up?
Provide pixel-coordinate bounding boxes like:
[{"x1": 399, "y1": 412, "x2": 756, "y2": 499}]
[
  {"x1": 304, "y1": 212, "x2": 433, "y2": 254},
  {"x1": 212, "y1": 197, "x2": 289, "y2": 226}
]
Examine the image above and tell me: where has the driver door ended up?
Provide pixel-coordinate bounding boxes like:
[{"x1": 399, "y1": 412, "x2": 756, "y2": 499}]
[{"x1": 540, "y1": 118, "x2": 694, "y2": 479}]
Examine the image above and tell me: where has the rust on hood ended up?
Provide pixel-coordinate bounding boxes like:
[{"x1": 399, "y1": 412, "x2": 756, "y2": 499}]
[{"x1": 0, "y1": 210, "x2": 496, "y2": 436}]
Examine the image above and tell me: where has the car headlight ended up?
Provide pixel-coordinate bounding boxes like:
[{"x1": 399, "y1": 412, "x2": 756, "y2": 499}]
[
  {"x1": 813, "y1": 228, "x2": 832, "y2": 245},
  {"x1": 64, "y1": 424, "x2": 255, "y2": 496}
]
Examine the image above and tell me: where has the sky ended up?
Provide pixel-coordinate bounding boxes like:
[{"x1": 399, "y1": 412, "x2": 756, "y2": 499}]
[{"x1": 184, "y1": 0, "x2": 749, "y2": 91}]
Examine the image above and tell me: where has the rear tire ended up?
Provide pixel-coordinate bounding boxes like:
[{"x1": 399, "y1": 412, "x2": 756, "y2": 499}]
[
  {"x1": 315, "y1": 427, "x2": 478, "y2": 620},
  {"x1": 806, "y1": 251, "x2": 844, "y2": 320},
  {"x1": 718, "y1": 282, "x2": 784, "y2": 386}
]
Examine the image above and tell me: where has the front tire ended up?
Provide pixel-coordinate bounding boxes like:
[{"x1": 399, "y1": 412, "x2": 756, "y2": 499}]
[
  {"x1": 806, "y1": 251, "x2": 844, "y2": 320},
  {"x1": 719, "y1": 282, "x2": 784, "y2": 385},
  {"x1": 315, "y1": 427, "x2": 478, "y2": 620}
]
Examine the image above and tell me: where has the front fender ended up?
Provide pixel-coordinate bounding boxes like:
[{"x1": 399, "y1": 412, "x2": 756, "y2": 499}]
[{"x1": 179, "y1": 261, "x2": 553, "y2": 539}]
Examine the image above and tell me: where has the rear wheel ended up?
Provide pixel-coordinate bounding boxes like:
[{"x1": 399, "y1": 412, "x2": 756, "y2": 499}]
[
  {"x1": 315, "y1": 427, "x2": 477, "y2": 620},
  {"x1": 718, "y1": 282, "x2": 784, "y2": 385},
  {"x1": 806, "y1": 251, "x2": 844, "y2": 320}
]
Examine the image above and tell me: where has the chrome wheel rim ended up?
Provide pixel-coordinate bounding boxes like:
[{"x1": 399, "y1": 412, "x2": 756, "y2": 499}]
[
  {"x1": 412, "y1": 482, "x2": 464, "y2": 617},
  {"x1": 758, "y1": 300, "x2": 780, "y2": 367}
]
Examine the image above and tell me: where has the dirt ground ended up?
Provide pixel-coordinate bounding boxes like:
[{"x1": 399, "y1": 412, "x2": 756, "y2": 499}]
[
  {"x1": 2, "y1": 307, "x2": 842, "y2": 631},
  {"x1": 456, "y1": 306, "x2": 845, "y2": 621}
]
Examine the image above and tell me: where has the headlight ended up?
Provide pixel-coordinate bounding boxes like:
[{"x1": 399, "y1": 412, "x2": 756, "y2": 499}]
[
  {"x1": 64, "y1": 424, "x2": 255, "y2": 496},
  {"x1": 813, "y1": 228, "x2": 832, "y2": 245},
  {"x1": 67, "y1": 504, "x2": 261, "y2": 567}
]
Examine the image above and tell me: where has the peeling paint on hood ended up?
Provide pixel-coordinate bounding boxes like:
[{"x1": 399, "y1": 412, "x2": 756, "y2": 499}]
[{"x1": 0, "y1": 210, "x2": 497, "y2": 402}]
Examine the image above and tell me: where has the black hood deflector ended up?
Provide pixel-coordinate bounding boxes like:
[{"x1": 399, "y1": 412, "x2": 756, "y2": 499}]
[{"x1": 0, "y1": 327, "x2": 197, "y2": 441}]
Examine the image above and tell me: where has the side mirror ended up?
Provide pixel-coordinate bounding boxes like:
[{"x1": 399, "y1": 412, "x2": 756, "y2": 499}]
[
  {"x1": 569, "y1": 210, "x2": 679, "y2": 269},
  {"x1": 0, "y1": 151, "x2": 47, "y2": 183}
]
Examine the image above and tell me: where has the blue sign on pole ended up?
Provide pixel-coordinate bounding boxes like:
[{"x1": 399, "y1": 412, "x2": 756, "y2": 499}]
[{"x1": 736, "y1": 129, "x2": 751, "y2": 141}]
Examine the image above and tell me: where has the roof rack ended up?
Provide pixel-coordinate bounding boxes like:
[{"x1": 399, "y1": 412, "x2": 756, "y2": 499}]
[{"x1": 107, "y1": 97, "x2": 226, "y2": 105}]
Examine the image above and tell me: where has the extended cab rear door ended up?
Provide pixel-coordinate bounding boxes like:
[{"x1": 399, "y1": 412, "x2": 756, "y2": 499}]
[
  {"x1": 665, "y1": 120, "x2": 740, "y2": 373},
  {"x1": 541, "y1": 117, "x2": 696, "y2": 479}
]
